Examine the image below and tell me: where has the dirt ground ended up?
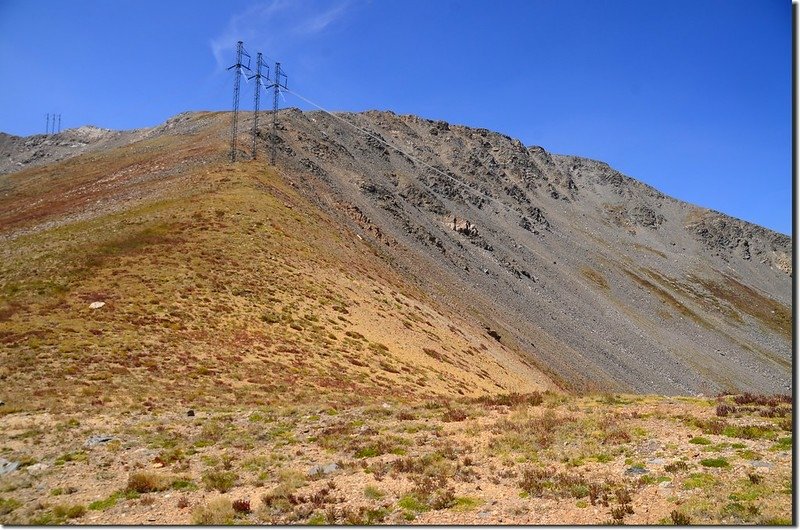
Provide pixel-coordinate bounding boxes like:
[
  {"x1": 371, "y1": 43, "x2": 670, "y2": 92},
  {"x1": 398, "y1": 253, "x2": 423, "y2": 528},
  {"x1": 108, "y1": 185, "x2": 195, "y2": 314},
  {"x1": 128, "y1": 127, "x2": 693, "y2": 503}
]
[{"x1": 0, "y1": 392, "x2": 791, "y2": 525}]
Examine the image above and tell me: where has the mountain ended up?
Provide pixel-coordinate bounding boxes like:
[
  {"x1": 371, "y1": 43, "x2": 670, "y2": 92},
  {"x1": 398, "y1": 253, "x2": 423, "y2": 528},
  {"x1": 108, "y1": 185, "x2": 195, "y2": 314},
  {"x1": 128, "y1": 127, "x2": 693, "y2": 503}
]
[
  {"x1": 0, "y1": 110, "x2": 792, "y2": 526},
  {"x1": 269, "y1": 109, "x2": 792, "y2": 396},
  {"x1": 0, "y1": 110, "x2": 791, "y2": 409}
]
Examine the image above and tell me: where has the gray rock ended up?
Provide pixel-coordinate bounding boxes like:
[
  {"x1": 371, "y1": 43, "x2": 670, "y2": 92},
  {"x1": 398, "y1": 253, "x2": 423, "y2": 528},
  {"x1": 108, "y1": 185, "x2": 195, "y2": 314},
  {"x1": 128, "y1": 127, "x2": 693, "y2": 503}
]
[
  {"x1": 308, "y1": 462, "x2": 339, "y2": 476},
  {"x1": 0, "y1": 458, "x2": 19, "y2": 475},
  {"x1": 750, "y1": 460, "x2": 773, "y2": 468},
  {"x1": 625, "y1": 466, "x2": 648, "y2": 475},
  {"x1": 647, "y1": 458, "x2": 666, "y2": 465},
  {"x1": 85, "y1": 435, "x2": 115, "y2": 447},
  {"x1": 636, "y1": 440, "x2": 661, "y2": 456}
]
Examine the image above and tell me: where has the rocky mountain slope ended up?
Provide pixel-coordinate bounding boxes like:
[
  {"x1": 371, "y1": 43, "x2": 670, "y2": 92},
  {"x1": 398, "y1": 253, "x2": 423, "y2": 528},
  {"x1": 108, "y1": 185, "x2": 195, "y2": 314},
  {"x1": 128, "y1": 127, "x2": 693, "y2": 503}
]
[
  {"x1": 0, "y1": 110, "x2": 791, "y2": 402},
  {"x1": 0, "y1": 113, "x2": 204, "y2": 175},
  {"x1": 273, "y1": 109, "x2": 791, "y2": 395}
]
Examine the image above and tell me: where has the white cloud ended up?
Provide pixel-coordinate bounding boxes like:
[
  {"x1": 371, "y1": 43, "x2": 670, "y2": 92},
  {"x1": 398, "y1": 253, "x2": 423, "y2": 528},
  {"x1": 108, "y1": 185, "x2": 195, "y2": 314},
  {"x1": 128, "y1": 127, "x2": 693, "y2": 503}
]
[
  {"x1": 297, "y1": 2, "x2": 351, "y2": 35},
  {"x1": 210, "y1": 0, "x2": 353, "y2": 71}
]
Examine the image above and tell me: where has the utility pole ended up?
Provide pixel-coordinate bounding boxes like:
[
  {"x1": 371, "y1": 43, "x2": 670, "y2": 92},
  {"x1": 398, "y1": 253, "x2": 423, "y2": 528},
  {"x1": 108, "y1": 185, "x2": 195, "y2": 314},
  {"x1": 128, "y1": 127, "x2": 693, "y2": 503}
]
[
  {"x1": 248, "y1": 53, "x2": 269, "y2": 160},
  {"x1": 270, "y1": 62, "x2": 288, "y2": 165},
  {"x1": 227, "y1": 41, "x2": 251, "y2": 162},
  {"x1": 45, "y1": 113, "x2": 50, "y2": 136}
]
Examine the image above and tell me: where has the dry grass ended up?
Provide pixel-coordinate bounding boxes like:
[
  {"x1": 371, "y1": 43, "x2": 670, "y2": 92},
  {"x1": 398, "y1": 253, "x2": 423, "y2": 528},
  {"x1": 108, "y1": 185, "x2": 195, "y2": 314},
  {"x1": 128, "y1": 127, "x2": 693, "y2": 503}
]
[
  {"x1": 191, "y1": 497, "x2": 235, "y2": 525},
  {"x1": 126, "y1": 472, "x2": 173, "y2": 493},
  {"x1": 0, "y1": 392, "x2": 792, "y2": 524}
]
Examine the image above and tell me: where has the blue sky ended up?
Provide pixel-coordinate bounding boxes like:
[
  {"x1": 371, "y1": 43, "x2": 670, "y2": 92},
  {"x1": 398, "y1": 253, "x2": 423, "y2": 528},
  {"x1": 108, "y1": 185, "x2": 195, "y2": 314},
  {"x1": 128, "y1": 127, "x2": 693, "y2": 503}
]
[{"x1": 0, "y1": 0, "x2": 791, "y2": 234}]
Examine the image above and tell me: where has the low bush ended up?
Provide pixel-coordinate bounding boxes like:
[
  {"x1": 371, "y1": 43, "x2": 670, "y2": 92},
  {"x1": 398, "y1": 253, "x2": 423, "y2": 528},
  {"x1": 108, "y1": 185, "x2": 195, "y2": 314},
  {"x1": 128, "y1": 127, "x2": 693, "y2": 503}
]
[
  {"x1": 202, "y1": 470, "x2": 238, "y2": 493},
  {"x1": 0, "y1": 497, "x2": 22, "y2": 516},
  {"x1": 475, "y1": 392, "x2": 543, "y2": 408},
  {"x1": 671, "y1": 510, "x2": 691, "y2": 525},
  {"x1": 700, "y1": 457, "x2": 729, "y2": 468},
  {"x1": 127, "y1": 472, "x2": 172, "y2": 493},
  {"x1": 192, "y1": 497, "x2": 235, "y2": 525},
  {"x1": 232, "y1": 498, "x2": 251, "y2": 513}
]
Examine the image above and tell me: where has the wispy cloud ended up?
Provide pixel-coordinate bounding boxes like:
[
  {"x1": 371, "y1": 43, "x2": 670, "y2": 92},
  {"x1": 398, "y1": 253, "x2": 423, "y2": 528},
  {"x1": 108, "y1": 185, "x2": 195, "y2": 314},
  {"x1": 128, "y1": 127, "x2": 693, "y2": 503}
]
[
  {"x1": 210, "y1": 0, "x2": 353, "y2": 71},
  {"x1": 297, "y1": 2, "x2": 351, "y2": 35}
]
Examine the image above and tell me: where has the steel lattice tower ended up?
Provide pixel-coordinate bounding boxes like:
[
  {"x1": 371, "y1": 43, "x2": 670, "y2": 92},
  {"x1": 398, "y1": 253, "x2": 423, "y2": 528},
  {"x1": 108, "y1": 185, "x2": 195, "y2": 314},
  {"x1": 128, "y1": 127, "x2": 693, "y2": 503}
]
[
  {"x1": 227, "y1": 41, "x2": 251, "y2": 162},
  {"x1": 270, "y1": 62, "x2": 287, "y2": 165},
  {"x1": 57, "y1": 114, "x2": 61, "y2": 134},
  {"x1": 45, "y1": 113, "x2": 50, "y2": 136},
  {"x1": 248, "y1": 53, "x2": 269, "y2": 160}
]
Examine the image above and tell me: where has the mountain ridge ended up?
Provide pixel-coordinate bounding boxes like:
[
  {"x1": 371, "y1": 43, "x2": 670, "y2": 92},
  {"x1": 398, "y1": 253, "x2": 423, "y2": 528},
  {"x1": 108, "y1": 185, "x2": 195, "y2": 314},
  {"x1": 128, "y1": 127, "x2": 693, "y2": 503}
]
[{"x1": 1, "y1": 111, "x2": 791, "y2": 238}]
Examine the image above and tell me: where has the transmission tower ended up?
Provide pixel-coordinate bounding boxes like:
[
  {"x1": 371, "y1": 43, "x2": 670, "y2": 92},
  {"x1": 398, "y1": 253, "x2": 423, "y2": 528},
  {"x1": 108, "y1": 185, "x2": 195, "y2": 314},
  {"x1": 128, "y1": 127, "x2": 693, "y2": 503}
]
[
  {"x1": 227, "y1": 41, "x2": 251, "y2": 162},
  {"x1": 269, "y1": 62, "x2": 288, "y2": 165},
  {"x1": 57, "y1": 114, "x2": 61, "y2": 134},
  {"x1": 45, "y1": 113, "x2": 50, "y2": 136},
  {"x1": 248, "y1": 53, "x2": 269, "y2": 160}
]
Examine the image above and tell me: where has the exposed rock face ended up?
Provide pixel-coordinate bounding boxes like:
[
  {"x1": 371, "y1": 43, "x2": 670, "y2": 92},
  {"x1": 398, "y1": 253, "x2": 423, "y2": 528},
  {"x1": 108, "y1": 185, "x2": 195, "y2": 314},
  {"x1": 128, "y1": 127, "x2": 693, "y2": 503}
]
[
  {"x1": 685, "y1": 210, "x2": 791, "y2": 271},
  {"x1": 450, "y1": 218, "x2": 478, "y2": 237},
  {"x1": 263, "y1": 109, "x2": 790, "y2": 395},
  {"x1": 0, "y1": 127, "x2": 136, "y2": 175}
]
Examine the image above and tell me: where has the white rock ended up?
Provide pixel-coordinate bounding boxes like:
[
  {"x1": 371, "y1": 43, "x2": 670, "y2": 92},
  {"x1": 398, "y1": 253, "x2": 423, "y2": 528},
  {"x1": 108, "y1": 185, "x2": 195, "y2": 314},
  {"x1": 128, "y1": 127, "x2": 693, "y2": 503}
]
[
  {"x1": 27, "y1": 463, "x2": 49, "y2": 475},
  {"x1": 89, "y1": 301, "x2": 105, "y2": 309}
]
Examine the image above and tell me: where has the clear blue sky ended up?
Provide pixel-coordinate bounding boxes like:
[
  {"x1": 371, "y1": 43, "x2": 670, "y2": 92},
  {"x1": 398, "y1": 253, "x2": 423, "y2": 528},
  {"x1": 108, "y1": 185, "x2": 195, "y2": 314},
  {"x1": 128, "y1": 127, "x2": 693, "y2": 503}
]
[{"x1": 0, "y1": 0, "x2": 791, "y2": 234}]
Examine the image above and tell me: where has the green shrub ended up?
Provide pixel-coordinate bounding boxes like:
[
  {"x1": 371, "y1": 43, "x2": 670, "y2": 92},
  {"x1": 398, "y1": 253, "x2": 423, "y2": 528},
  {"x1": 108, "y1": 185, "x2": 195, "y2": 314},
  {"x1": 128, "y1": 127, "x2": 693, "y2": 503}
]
[
  {"x1": 398, "y1": 494, "x2": 428, "y2": 513},
  {"x1": 202, "y1": 470, "x2": 238, "y2": 493},
  {"x1": 364, "y1": 485, "x2": 385, "y2": 500},
  {"x1": 0, "y1": 497, "x2": 22, "y2": 515},
  {"x1": 172, "y1": 479, "x2": 198, "y2": 491},
  {"x1": 771, "y1": 436, "x2": 792, "y2": 451},
  {"x1": 89, "y1": 492, "x2": 123, "y2": 511},
  {"x1": 683, "y1": 473, "x2": 716, "y2": 490},
  {"x1": 452, "y1": 496, "x2": 483, "y2": 511},
  {"x1": 664, "y1": 461, "x2": 689, "y2": 473},
  {"x1": 700, "y1": 457, "x2": 729, "y2": 468},
  {"x1": 156, "y1": 447, "x2": 185, "y2": 465},
  {"x1": 52, "y1": 504, "x2": 86, "y2": 520},
  {"x1": 355, "y1": 446, "x2": 380, "y2": 458},
  {"x1": 722, "y1": 424, "x2": 776, "y2": 440}
]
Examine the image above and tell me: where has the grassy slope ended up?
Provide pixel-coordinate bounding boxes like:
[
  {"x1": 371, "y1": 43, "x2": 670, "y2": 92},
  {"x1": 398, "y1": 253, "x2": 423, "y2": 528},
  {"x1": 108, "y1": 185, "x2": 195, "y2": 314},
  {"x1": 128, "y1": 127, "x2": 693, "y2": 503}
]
[{"x1": 0, "y1": 116, "x2": 553, "y2": 415}]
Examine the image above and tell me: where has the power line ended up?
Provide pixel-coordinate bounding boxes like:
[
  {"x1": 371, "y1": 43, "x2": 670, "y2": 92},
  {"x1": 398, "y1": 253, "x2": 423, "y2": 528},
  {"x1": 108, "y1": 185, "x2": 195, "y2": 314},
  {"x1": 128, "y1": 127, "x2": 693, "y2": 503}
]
[
  {"x1": 281, "y1": 87, "x2": 560, "y2": 271},
  {"x1": 284, "y1": 88, "x2": 507, "y2": 211}
]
